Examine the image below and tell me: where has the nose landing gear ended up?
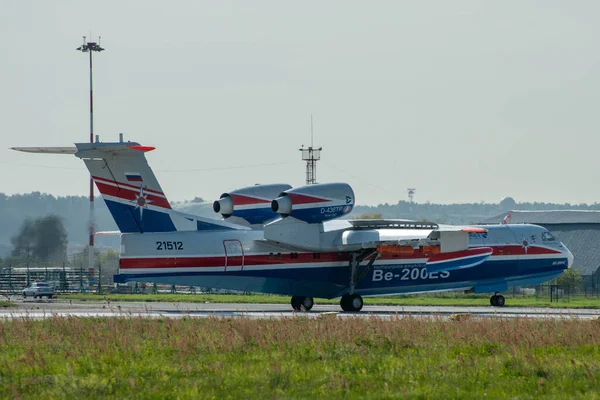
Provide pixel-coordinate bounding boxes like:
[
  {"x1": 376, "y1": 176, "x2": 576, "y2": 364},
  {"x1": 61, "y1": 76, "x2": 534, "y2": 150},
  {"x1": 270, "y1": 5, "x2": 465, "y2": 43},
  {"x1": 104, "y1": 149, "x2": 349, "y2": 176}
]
[{"x1": 490, "y1": 293, "x2": 505, "y2": 307}]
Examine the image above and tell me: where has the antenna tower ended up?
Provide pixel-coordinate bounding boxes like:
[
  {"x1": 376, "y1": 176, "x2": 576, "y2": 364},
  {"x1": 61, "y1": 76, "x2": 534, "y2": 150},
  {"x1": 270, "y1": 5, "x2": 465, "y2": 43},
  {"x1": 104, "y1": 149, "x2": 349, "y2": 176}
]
[
  {"x1": 407, "y1": 188, "x2": 416, "y2": 203},
  {"x1": 299, "y1": 114, "x2": 322, "y2": 185},
  {"x1": 76, "y1": 36, "x2": 105, "y2": 274}
]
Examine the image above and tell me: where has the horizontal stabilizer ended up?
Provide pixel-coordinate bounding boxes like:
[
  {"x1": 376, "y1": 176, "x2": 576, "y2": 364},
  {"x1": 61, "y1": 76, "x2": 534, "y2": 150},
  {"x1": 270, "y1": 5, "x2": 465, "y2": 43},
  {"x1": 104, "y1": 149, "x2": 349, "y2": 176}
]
[
  {"x1": 426, "y1": 247, "x2": 493, "y2": 273},
  {"x1": 11, "y1": 147, "x2": 77, "y2": 154},
  {"x1": 94, "y1": 231, "x2": 121, "y2": 236}
]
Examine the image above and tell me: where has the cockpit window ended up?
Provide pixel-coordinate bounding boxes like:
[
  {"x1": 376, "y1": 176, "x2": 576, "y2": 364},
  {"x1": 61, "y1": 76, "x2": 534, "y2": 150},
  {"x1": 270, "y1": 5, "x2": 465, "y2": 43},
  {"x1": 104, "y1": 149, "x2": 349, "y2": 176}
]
[{"x1": 542, "y1": 232, "x2": 557, "y2": 242}]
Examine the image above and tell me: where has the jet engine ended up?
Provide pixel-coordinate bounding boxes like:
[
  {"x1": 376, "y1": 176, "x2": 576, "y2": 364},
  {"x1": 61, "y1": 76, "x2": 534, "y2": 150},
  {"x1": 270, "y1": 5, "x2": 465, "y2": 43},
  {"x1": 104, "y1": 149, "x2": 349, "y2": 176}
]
[
  {"x1": 271, "y1": 182, "x2": 354, "y2": 223},
  {"x1": 213, "y1": 183, "x2": 292, "y2": 225}
]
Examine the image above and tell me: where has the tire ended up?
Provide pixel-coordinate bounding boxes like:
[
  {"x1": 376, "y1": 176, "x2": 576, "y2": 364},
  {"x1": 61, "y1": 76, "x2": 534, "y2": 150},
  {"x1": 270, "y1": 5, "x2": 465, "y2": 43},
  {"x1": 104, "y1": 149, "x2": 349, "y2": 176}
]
[
  {"x1": 490, "y1": 295, "x2": 497, "y2": 307},
  {"x1": 340, "y1": 294, "x2": 363, "y2": 312},
  {"x1": 340, "y1": 295, "x2": 349, "y2": 311},
  {"x1": 23, "y1": 293, "x2": 27, "y2": 299},
  {"x1": 291, "y1": 296, "x2": 302, "y2": 311},
  {"x1": 301, "y1": 296, "x2": 314, "y2": 311},
  {"x1": 47, "y1": 295, "x2": 53, "y2": 299},
  {"x1": 495, "y1": 295, "x2": 505, "y2": 307},
  {"x1": 349, "y1": 294, "x2": 363, "y2": 312}
]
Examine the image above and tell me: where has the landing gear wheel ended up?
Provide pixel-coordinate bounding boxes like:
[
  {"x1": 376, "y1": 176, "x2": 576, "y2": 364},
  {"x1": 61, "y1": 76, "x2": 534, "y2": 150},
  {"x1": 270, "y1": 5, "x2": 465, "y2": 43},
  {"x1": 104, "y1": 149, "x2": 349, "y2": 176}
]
[
  {"x1": 301, "y1": 296, "x2": 314, "y2": 311},
  {"x1": 291, "y1": 296, "x2": 314, "y2": 311},
  {"x1": 291, "y1": 296, "x2": 302, "y2": 311},
  {"x1": 495, "y1": 294, "x2": 505, "y2": 307},
  {"x1": 490, "y1": 294, "x2": 506, "y2": 307},
  {"x1": 340, "y1": 294, "x2": 363, "y2": 312}
]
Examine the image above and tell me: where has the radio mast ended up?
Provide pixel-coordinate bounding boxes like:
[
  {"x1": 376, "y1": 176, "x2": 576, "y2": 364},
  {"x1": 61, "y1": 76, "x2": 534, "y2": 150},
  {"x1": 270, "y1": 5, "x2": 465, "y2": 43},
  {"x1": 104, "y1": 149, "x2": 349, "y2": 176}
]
[
  {"x1": 407, "y1": 188, "x2": 416, "y2": 203},
  {"x1": 299, "y1": 114, "x2": 322, "y2": 185}
]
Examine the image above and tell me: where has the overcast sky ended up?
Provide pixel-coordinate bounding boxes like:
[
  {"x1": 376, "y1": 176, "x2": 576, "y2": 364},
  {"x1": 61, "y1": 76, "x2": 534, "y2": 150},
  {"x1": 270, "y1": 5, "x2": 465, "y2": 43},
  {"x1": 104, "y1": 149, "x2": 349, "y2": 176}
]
[{"x1": 2, "y1": 1, "x2": 599, "y2": 206}]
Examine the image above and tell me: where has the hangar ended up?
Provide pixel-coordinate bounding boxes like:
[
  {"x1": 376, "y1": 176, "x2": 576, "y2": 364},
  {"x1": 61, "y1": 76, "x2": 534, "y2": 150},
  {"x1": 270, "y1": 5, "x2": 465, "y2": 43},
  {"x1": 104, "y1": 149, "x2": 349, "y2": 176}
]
[{"x1": 480, "y1": 210, "x2": 600, "y2": 292}]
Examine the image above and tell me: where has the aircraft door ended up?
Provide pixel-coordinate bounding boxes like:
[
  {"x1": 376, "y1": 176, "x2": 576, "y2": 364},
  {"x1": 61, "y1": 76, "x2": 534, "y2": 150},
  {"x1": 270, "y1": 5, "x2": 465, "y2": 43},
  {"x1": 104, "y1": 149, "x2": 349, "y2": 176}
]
[{"x1": 223, "y1": 240, "x2": 244, "y2": 272}]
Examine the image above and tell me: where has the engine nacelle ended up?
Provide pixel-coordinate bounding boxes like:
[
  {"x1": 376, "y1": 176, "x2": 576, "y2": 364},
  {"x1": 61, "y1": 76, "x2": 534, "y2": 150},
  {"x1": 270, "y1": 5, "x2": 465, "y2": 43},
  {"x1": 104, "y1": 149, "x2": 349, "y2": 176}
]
[
  {"x1": 213, "y1": 183, "x2": 292, "y2": 225},
  {"x1": 271, "y1": 182, "x2": 354, "y2": 223}
]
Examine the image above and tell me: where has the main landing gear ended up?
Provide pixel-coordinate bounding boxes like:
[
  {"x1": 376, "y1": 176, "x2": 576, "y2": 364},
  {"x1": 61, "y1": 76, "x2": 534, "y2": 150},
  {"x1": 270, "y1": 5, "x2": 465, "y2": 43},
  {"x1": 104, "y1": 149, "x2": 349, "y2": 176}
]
[
  {"x1": 291, "y1": 296, "x2": 314, "y2": 311},
  {"x1": 490, "y1": 293, "x2": 506, "y2": 307},
  {"x1": 290, "y1": 250, "x2": 376, "y2": 313},
  {"x1": 339, "y1": 250, "x2": 378, "y2": 312},
  {"x1": 340, "y1": 293, "x2": 364, "y2": 312}
]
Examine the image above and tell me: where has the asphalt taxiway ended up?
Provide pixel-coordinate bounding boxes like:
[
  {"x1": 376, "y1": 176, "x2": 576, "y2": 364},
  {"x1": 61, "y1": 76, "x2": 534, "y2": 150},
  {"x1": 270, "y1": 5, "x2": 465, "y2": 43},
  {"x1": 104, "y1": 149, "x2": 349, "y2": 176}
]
[{"x1": 1, "y1": 297, "x2": 599, "y2": 320}]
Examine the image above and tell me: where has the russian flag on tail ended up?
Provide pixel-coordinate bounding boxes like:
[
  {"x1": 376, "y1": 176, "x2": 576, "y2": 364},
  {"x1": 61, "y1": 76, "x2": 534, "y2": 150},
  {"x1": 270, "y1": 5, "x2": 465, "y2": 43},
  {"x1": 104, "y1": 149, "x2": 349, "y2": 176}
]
[{"x1": 125, "y1": 172, "x2": 143, "y2": 182}]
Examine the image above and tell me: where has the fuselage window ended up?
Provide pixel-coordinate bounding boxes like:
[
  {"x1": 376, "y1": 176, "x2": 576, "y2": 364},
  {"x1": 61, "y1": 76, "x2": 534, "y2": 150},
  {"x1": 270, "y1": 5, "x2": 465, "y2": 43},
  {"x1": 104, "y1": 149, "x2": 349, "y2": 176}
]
[{"x1": 542, "y1": 232, "x2": 557, "y2": 242}]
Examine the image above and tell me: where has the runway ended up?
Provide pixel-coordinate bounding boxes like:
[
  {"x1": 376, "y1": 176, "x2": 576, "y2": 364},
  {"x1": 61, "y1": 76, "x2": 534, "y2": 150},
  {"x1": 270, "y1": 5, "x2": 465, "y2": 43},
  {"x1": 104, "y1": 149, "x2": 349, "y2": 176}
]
[{"x1": 1, "y1": 297, "x2": 599, "y2": 320}]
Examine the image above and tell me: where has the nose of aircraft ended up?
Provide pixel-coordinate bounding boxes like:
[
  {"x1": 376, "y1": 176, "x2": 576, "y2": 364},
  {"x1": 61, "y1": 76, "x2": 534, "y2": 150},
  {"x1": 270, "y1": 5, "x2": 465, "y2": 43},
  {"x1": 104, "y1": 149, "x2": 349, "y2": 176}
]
[{"x1": 564, "y1": 245, "x2": 574, "y2": 269}]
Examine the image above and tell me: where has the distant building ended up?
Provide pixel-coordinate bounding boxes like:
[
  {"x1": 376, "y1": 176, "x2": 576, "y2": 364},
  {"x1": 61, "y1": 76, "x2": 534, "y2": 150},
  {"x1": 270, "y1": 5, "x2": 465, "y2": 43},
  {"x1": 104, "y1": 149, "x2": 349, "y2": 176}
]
[{"x1": 480, "y1": 210, "x2": 600, "y2": 291}]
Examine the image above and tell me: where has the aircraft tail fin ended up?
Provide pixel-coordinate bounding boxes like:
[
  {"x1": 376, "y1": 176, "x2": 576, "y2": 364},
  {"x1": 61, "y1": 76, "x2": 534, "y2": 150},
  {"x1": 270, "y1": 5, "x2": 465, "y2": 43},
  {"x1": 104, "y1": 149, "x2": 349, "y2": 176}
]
[
  {"x1": 13, "y1": 139, "x2": 248, "y2": 233},
  {"x1": 74, "y1": 141, "x2": 177, "y2": 233}
]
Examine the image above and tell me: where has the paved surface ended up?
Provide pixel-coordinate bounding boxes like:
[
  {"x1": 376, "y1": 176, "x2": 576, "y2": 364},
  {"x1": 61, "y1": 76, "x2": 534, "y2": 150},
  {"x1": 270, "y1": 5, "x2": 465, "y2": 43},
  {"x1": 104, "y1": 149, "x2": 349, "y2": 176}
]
[{"x1": 1, "y1": 297, "x2": 599, "y2": 320}]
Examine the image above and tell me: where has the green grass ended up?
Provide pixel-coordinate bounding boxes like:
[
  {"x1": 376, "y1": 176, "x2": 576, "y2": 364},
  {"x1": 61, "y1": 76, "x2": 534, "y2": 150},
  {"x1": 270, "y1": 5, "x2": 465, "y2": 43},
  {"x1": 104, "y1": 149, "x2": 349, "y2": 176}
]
[
  {"x1": 56, "y1": 292, "x2": 600, "y2": 308},
  {"x1": 0, "y1": 300, "x2": 14, "y2": 308},
  {"x1": 0, "y1": 317, "x2": 599, "y2": 399}
]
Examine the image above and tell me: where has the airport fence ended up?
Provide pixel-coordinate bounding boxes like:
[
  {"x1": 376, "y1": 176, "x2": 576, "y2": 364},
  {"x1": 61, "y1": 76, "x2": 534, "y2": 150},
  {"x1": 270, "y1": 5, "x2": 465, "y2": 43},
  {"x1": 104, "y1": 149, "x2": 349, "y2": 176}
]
[{"x1": 0, "y1": 264, "x2": 96, "y2": 294}]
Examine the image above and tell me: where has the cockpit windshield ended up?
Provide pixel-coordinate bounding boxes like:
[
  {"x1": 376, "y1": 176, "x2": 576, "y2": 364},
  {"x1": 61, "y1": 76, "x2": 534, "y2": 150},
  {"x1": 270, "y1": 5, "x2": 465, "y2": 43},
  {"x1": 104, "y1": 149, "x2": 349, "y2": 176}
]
[{"x1": 542, "y1": 231, "x2": 557, "y2": 242}]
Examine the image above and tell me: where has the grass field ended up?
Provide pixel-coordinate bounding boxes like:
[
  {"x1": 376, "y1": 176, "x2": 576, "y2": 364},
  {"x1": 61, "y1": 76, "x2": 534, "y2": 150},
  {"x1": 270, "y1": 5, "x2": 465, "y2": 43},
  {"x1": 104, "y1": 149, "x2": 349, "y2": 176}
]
[
  {"x1": 0, "y1": 300, "x2": 14, "y2": 308},
  {"x1": 56, "y1": 292, "x2": 600, "y2": 308},
  {"x1": 1, "y1": 317, "x2": 599, "y2": 399}
]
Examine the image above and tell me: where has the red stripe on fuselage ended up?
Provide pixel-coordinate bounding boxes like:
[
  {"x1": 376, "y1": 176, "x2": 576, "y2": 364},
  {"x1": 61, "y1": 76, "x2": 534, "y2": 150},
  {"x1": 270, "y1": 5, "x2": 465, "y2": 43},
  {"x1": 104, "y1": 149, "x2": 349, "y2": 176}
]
[
  {"x1": 121, "y1": 257, "x2": 226, "y2": 269},
  {"x1": 428, "y1": 247, "x2": 492, "y2": 263},
  {"x1": 95, "y1": 182, "x2": 171, "y2": 209},
  {"x1": 119, "y1": 245, "x2": 564, "y2": 270},
  {"x1": 486, "y1": 245, "x2": 561, "y2": 256}
]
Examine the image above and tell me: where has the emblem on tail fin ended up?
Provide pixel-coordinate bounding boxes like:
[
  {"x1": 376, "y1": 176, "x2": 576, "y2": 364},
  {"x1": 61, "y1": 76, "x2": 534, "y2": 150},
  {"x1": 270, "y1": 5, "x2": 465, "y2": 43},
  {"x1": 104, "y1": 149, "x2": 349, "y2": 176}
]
[{"x1": 133, "y1": 186, "x2": 153, "y2": 220}]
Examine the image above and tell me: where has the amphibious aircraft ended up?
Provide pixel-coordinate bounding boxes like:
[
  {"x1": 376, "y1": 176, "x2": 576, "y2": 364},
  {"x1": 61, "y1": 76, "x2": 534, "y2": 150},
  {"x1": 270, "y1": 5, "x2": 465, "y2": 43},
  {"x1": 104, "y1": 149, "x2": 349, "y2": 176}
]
[{"x1": 13, "y1": 138, "x2": 574, "y2": 311}]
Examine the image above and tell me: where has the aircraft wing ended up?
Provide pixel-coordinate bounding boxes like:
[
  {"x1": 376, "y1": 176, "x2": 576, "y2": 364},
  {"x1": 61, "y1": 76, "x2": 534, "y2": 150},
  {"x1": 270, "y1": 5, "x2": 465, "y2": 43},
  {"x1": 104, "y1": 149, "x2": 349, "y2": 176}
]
[
  {"x1": 342, "y1": 220, "x2": 487, "y2": 249},
  {"x1": 342, "y1": 228, "x2": 433, "y2": 248},
  {"x1": 436, "y1": 224, "x2": 487, "y2": 233}
]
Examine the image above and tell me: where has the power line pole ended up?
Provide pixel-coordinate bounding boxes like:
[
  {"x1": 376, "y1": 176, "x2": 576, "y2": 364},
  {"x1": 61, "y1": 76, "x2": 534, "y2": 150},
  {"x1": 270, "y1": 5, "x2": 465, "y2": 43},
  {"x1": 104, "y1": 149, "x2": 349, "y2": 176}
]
[{"x1": 76, "y1": 36, "x2": 104, "y2": 275}]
